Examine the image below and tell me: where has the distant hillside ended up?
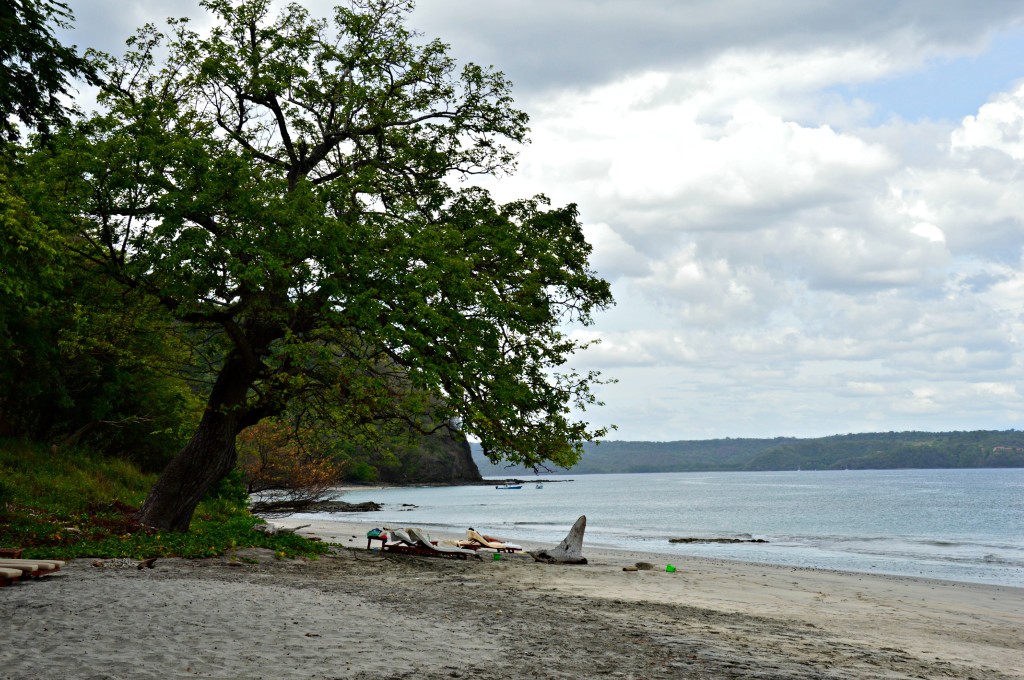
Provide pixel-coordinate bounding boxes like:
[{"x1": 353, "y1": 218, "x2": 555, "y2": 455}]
[{"x1": 472, "y1": 430, "x2": 1024, "y2": 475}]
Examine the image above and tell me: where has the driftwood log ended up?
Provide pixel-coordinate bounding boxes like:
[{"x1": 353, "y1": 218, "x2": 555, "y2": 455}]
[
  {"x1": 669, "y1": 537, "x2": 768, "y2": 544},
  {"x1": 531, "y1": 515, "x2": 588, "y2": 564},
  {"x1": 307, "y1": 501, "x2": 383, "y2": 513},
  {"x1": 253, "y1": 523, "x2": 310, "y2": 535}
]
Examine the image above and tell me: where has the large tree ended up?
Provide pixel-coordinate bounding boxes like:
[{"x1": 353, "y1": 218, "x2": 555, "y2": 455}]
[{"x1": 49, "y1": 0, "x2": 613, "y2": 531}]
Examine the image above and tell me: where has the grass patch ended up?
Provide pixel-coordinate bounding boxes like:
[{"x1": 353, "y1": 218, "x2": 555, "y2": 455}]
[{"x1": 0, "y1": 439, "x2": 330, "y2": 560}]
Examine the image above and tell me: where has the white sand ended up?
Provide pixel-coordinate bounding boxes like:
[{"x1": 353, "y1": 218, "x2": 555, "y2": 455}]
[{"x1": 1, "y1": 516, "x2": 1020, "y2": 679}]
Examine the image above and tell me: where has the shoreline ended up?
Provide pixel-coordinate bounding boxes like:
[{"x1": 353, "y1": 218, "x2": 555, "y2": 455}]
[
  {"x1": 276, "y1": 514, "x2": 1021, "y2": 589},
  {"x1": 2, "y1": 517, "x2": 1020, "y2": 679},
  {"x1": 277, "y1": 513, "x2": 1024, "y2": 588}
]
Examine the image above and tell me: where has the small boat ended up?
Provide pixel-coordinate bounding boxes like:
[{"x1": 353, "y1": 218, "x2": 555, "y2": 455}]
[
  {"x1": 495, "y1": 483, "x2": 522, "y2": 490},
  {"x1": 535, "y1": 483, "x2": 544, "y2": 489}
]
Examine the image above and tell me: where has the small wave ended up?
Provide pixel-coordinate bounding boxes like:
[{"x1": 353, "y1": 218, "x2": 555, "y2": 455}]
[
  {"x1": 512, "y1": 520, "x2": 571, "y2": 527},
  {"x1": 981, "y1": 554, "x2": 1024, "y2": 566},
  {"x1": 787, "y1": 535, "x2": 891, "y2": 544}
]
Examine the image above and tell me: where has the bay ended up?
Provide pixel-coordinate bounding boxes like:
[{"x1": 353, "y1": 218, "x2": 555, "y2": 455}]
[{"x1": 297, "y1": 468, "x2": 1024, "y2": 587}]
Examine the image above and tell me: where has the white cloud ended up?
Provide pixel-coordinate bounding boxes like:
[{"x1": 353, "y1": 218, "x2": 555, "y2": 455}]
[
  {"x1": 581, "y1": 223, "x2": 650, "y2": 280},
  {"x1": 911, "y1": 222, "x2": 946, "y2": 243},
  {"x1": 952, "y1": 83, "x2": 1024, "y2": 160}
]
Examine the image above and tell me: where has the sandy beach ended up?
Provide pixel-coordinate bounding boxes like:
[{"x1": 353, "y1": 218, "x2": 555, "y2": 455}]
[{"x1": 2, "y1": 517, "x2": 1021, "y2": 679}]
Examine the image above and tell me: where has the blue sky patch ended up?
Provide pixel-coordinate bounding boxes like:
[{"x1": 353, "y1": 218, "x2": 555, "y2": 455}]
[{"x1": 832, "y1": 30, "x2": 1024, "y2": 124}]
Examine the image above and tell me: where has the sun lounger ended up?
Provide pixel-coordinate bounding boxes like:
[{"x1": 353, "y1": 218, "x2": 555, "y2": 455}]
[
  {"x1": 389, "y1": 529, "x2": 418, "y2": 548},
  {"x1": 0, "y1": 559, "x2": 64, "y2": 577},
  {"x1": 381, "y1": 528, "x2": 444, "y2": 558},
  {"x1": 382, "y1": 528, "x2": 477, "y2": 560},
  {"x1": 407, "y1": 528, "x2": 480, "y2": 559},
  {"x1": 0, "y1": 566, "x2": 24, "y2": 586},
  {"x1": 466, "y1": 529, "x2": 522, "y2": 553}
]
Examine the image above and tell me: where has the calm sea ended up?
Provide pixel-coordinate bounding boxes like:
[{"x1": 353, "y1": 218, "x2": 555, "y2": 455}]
[{"x1": 298, "y1": 468, "x2": 1024, "y2": 587}]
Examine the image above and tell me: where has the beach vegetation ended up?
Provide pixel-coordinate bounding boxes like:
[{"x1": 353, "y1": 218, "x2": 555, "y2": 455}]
[
  {"x1": 20, "y1": 0, "x2": 612, "y2": 532},
  {"x1": 236, "y1": 415, "x2": 349, "y2": 515},
  {"x1": 1, "y1": 149, "x2": 205, "y2": 473},
  {"x1": 0, "y1": 439, "x2": 330, "y2": 559}
]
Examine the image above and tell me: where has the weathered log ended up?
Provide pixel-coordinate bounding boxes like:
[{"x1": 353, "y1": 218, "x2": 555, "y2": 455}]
[
  {"x1": 531, "y1": 515, "x2": 588, "y2": 564},
  {"x1": 306, "y1": 501, "x2": 382, "y2": 513},
  {"x1": 668, "y1": 537, "x2": 768, "y2": 544},
  {"x1": 253, "y1": 523, "x2": 310, "y2": 535}
]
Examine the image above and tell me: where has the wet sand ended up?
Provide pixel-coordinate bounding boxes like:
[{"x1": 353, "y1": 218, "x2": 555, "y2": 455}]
[{"x1": 1, "y1": 517, "x2": 1020, "y2": 679}]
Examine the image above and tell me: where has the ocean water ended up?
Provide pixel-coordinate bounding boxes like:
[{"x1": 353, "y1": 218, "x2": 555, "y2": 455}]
[{"x1": 297, "y1": 468, "x2": 1024, "y2": 587}]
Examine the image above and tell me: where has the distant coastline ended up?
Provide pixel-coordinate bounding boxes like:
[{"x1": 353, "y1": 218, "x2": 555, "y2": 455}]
[{"x1": 473, "y1": 429, "x2": 1024, "y2": 475}]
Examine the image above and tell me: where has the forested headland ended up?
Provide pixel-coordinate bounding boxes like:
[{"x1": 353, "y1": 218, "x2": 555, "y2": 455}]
[{"x1": 474, "y1": 430, "x2": 1024, "y2": 475}]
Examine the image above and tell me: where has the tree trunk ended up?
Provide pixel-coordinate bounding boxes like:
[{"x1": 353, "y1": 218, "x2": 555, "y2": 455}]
[
  {"x1": 531, "y1": 515, "x2": 588, "y2": 564},
  {"x1": 136, "y1": 354, "x2": 255, "y2": 531}
]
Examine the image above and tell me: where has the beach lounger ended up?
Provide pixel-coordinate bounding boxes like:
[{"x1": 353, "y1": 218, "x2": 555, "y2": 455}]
[
  {"x1": 466, "y1": 529, "x2": 522, "y2": 553},
  {"x1": 0, "y1": 558, "x2": 65, "y2": 578},
  {"x1": 407, "y1": 528, "x2": 479, "y2": 559},
  {"x1": 382, "y1": 528, "x2": 477, "y2": 560},
  {"x1": 0, "y1": 566, "x2": 24, "y2": 586},
  {"x1": 387, "y1": 529, "x2": 419, "y2": 549},
  {"x1": 381, "y1": 528, "x2": 445, "y2": 558}
]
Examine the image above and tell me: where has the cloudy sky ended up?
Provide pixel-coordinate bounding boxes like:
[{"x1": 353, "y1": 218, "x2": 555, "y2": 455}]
[{"x1": 61, "y1": 1, "x2": 1024, "y2": 441}]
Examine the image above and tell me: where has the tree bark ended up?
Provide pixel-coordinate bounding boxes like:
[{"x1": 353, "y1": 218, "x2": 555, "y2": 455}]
[{"x1": 136, "y1": 353, "x2": 256, "y2": 531}]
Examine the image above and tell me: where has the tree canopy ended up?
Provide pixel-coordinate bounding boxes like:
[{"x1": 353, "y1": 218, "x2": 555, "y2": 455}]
[
  {"x1": 43, "y1": 0, "x2": 613, "y2": 530},
  {"x1": 0, "y1": 0, "x2": 97, "y2": 141},
  {"x1": 2, "y1": 0, "x2": 197, "y2": 462}
]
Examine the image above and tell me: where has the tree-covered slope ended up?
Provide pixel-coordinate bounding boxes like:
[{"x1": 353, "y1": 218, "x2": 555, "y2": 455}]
[{"x1": 473, "y1": 430, "x2": 1024, "y2": 475}]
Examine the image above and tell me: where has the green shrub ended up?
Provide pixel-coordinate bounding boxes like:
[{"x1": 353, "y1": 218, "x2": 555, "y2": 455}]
[
  {"x1": 348, "y1": 460, "x2": 379, "y2": 483},
  {"x1": 204, "y1": 465, "x2": 249, "y2": 510}
]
